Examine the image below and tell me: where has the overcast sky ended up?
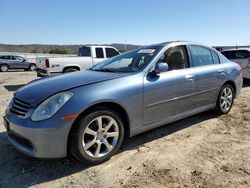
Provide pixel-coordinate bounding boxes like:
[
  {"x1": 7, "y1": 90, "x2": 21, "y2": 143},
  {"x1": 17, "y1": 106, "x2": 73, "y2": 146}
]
[{"x1": 0, "y1": 0, "x2": 250, "y2": 46}]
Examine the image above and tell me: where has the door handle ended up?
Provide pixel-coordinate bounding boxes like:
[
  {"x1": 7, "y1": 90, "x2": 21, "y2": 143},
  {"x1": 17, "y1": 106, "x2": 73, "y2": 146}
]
[
  {"x1": 218, "y1": 69, "x2": 225, "y2": 74},
  {"x1": 185, "y1": 75, "x2": 194, "y2": 80}
]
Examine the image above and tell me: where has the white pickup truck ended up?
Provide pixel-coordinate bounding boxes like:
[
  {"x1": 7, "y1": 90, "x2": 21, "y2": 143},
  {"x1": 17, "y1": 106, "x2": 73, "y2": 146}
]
[{"x1": 36, "y1": 45, "x2": 120, "y2": 77}]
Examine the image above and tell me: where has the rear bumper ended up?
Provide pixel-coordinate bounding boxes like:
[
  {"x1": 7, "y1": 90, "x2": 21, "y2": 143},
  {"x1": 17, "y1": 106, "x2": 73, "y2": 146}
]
[
  {"x1": 234, "y1": 75, "x2": 243, "y2": 98},
  {"x1": 242, "y1": 67, "x2": 250, "y2": 79},
  {"x1": 36, "y1": 68, "x2": 61, "y2": 77},
  {"x1": 36, "y1": 68, "x2": 49, "y2": 77}
]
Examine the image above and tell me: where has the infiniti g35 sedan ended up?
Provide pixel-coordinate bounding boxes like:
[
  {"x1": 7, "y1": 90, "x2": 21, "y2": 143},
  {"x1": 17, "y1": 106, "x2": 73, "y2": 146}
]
[{"x1": 4, "y1": 41, "x2": 242, "y2": 164}]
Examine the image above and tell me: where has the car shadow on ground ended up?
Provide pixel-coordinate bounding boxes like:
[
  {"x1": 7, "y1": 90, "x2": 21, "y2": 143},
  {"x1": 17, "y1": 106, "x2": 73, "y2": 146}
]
[
  {"x1": 243, "y1": 79, "x2": 250, "y2": 88},
  {"x1": 4, "y1": 84, "x2": 26, "y2": 92},
  {"x1": 121, "y1": 111, "x2": 217, "y2": 152},
  {"x1": 9, "y1": 69, "x2": 26, "y2": 72},
  {"x1": 0, "y1": 110, "x2": 217, "y2": 187}
]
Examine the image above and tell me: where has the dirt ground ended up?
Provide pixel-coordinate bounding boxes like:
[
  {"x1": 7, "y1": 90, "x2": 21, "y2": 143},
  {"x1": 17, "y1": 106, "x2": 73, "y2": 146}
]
[{"x1": 0, "y1": 71, "x2": 249, "y2": 188}]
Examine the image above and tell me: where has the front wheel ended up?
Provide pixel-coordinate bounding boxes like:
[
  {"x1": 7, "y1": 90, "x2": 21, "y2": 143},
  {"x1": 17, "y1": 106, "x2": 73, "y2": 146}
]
[
  {"x1": 69, "y1": 109, "x2": 124, "y2": 165},
  {"x1": 215, "y1": 84, "x2": 235, "y2": 114}
]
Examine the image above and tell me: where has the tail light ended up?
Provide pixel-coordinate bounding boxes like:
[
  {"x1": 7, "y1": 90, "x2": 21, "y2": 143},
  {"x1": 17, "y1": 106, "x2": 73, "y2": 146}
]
[
  {"x1": 240, "y1": 65, "x2": 243, "y2": 74},
  {"x1": 248, "y1": 59, "x2": 250, "y2": 67},
  {"x1": 45, "y1": 59, "x2": 50, "y2": 68}
]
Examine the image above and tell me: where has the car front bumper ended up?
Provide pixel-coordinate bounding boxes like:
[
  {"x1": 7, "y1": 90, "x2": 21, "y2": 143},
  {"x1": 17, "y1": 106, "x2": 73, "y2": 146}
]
[{"x1": 3, "y1": 112, "x2": 74, "y2": 159}]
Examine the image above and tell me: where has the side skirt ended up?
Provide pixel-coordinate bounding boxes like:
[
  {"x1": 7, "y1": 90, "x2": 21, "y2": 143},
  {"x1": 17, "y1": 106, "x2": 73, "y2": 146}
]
[{"x1": 129, "y1": 104, "x2": 215, "y2": 137}]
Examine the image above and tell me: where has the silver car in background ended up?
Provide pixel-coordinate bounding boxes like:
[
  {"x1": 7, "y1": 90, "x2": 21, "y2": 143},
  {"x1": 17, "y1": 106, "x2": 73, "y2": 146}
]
[
  {"x1": 4, "y1": 41, "x2": 242, "y2": 165},
  {"x1": 222, "y1": 49, "x2": 250, "y2": 79},
  {"x1": 0, "y1": 55, "x2": 36, "y2": 72}
]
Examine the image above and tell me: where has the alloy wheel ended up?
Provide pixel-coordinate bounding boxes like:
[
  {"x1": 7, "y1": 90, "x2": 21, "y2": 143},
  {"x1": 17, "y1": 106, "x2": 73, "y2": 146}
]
[
  {"x1": 82, "y1": 115, "x2": 119, "y2": 158},
  {"x1": 220, "y1": 87, "x2": 233, "y2": 113},
  {"x1": 30, "y1": 65, "x2": 36, "y2": 71},
  {"x1": 0, "y1": 65, "x2": 8, "y2": 72}
]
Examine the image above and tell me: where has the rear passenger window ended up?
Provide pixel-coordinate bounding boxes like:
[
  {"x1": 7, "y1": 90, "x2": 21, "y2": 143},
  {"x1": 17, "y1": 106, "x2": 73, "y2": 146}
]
[
  {"x1": 222, "y1": 51, "x2": 236, "y2": 59},
  {"x1": 189, "y1": 46, "x2": 214, "y2": 67},
  {"x1": 211, "y1": 50, "x2": 220, "y2": 64},
  {"x1": 235, "y1": 50, "x2": 250, "y2": 59},
  {"x1": 7, "y1": 56, "x2": 15, "y2": 60},
  {"x1": 78, "y1": 47, "x2": 91, "y2": 57},
  {"x1": 95, "y1": 48, "x2": 104, "y2": 58},
  {"x1": 105, "y1": 48, "x2": 119, "y2": 58},
  {"x1": 222, "y1": 50, "x2": 250, "y2": 59}
]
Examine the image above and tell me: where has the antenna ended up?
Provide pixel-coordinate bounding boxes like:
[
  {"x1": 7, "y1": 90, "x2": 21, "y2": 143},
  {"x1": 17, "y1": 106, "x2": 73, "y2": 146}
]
[{"x1": 124, "y1": 38, "x2": 127, "y2": 50}]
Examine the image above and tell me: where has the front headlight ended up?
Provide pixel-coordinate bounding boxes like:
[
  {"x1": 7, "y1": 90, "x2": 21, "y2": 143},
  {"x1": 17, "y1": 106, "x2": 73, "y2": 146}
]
[{"x1": 31, "y1": 91, "x2": 73, "y2": 121}]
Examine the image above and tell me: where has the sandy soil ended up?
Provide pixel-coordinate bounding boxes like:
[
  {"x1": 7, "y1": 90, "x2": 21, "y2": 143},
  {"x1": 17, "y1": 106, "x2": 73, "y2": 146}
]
[{"x1": 0, "y1": 71, "x2": 249, "y2": 188}]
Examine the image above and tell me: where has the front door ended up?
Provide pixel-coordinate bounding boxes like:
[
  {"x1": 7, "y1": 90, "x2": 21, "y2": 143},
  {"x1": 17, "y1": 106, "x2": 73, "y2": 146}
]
[{"x1": 143, "y1": 45, "x2": 196, "y2": 125}]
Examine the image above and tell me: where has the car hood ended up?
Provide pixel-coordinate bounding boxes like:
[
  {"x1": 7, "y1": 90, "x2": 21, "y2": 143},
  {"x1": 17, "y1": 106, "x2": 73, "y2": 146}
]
[{"x1": 15, "y1": 70, "x2": 130, "y2": 106}]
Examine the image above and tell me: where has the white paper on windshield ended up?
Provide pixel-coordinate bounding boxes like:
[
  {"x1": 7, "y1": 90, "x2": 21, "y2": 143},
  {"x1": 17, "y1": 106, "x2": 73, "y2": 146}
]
[{"x1": 138, "y1": 49, "x2": 155, "y2": 54}]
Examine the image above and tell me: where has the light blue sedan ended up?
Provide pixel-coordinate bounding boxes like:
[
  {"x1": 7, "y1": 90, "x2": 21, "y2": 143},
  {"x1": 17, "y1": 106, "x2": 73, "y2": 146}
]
[{"x1": 4, "y1": 41, "x2": 243, "y2": 164}]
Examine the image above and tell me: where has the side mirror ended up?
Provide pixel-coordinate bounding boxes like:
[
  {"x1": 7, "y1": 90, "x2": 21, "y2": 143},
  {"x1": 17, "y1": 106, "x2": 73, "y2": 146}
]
[
  {"x1": 152, "y1": 62, "x2": 168, "y2": 75},
  {"x1": 23, "y1": 59, "x2": 27, "y2": 62}
]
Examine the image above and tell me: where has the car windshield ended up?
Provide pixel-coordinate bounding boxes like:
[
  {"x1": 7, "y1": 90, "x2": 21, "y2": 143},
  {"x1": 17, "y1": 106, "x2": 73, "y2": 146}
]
[{"x1": 91, "y1": 46, "x2": 162, "y2": 73}]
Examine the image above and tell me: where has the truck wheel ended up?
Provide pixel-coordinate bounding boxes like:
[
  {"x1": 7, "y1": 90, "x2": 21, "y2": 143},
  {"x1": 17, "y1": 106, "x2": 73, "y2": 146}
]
[
  {"x1": 29, "y1": 64, "x2": 36, "y2": 71},
  {"x1": 63, "y1": 68, "x2": 78, "y2": 73},
  {"x1": 69, "y1": 108, "x2": 124, "y2": 165},
  {"x1": 0, "y1": 64, "x2": 8, "y2": 72}
]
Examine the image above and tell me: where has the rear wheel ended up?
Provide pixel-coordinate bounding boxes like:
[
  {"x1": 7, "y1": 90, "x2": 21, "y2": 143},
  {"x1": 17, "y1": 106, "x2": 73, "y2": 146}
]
[
  {"x1": 0, "y1": 64, "x2": 8, "y2": 72},
  {"x1": 29, "y1": 64, "x2": 36, "y2": 71},
  {"x1": 69, "y1": 108, "x2": 124, "y2": 165},
  {"x1": 63, "y1": 68, "x2": 78, "y2": 73},
  {"x1": 215, "y1": 84, "x2": 234, "y2": 114}
]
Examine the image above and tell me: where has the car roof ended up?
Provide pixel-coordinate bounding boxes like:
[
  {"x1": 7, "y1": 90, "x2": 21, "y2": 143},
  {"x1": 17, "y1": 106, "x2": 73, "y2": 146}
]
[
  {"x1": 150, "y1": 41, "x2": 213, "y2": 49},
  {"x1": 222, "y1": 48, "x2": 250, "y2": 52},
  {"x1": 157, "y1": 41, "x2": 190, "y2": 46},
  {"x1": 81, "y1": 45, "x2": 116, "y2": 48}
]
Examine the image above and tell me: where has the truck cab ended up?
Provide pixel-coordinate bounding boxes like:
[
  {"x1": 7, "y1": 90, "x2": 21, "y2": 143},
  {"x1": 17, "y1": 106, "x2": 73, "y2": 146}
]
[{"x1": 36, "y1": 45, "x2": 120, "y2": 77}]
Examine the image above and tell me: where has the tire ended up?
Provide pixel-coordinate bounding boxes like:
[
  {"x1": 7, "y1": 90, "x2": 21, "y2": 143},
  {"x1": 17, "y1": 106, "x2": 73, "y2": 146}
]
[
  {"x1": 29, "y1": 64, "x2": 36, "y2": 71},
  {"x1": 215, "y1": 84, "x2": 235, "y2": 115},
  {"x1": 63, "y1": 68, "x2": 78, "y2": 73},
  {"x1": 69, "y1": 108, "x2": 124, "y2": 165},
  {"x1": 0, "y1": 64, "x2": 8, "y2": 72}
]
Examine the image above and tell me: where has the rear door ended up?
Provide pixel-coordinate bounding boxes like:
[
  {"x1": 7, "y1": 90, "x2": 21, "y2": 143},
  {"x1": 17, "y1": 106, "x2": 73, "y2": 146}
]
[
  {"x1": 188, "y1": 45, "x2": 226, "y2": 107},
  {"x1": 5, "y1": 56, "x2": 17, "y2": 68}
]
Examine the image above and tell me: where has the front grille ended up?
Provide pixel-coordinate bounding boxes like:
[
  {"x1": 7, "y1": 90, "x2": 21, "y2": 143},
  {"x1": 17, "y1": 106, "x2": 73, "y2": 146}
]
[
  {"x1": 8, "y1": 131, "x2": 34, "y2": 150},
  {"x1": 10, "y1": 97, "x2": 31, "y2": 117}
]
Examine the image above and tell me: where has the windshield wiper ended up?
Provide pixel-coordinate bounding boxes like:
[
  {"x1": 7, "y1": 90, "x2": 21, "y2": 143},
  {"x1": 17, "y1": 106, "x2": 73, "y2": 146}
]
[{"x1": 92, "y1": 68, "x2": 117, "y2": 73}]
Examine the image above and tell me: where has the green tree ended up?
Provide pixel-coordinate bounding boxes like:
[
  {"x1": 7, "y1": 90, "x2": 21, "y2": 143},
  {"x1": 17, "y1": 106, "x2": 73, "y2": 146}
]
[{"x1": 49, "y1": 48, "x2": 68, "y2": 54}]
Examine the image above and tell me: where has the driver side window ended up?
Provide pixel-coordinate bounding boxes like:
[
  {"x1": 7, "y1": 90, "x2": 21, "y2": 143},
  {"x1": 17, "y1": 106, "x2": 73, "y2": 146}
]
[{"x1": 161, "y1": 45, "x2": 189, "y2": 71}]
